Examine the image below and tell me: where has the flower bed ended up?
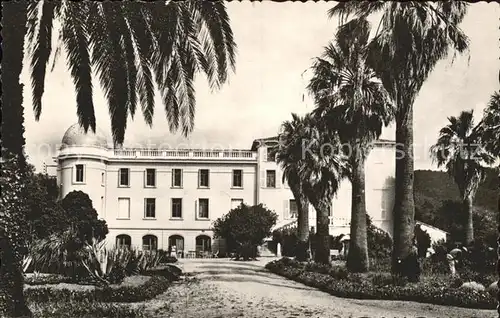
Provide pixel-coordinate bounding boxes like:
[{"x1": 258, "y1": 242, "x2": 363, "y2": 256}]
[
  {"x1": 25, "y1": 275, "x2": 171, "y2": 303},
  {"x1": 265, "y1": 258, "x2": 496, "y2": 310},
  {"x1": 29, "y1": 299, "x2": 146, "y2": 318}
]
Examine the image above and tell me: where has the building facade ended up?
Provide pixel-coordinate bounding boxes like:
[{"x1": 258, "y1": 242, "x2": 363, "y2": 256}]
[{"x1": 55, "y1": 124, "x2": 397, "y2": 255}]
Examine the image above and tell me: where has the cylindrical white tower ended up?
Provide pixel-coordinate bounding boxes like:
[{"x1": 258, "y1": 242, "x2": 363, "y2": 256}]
[{"x1": 57, "y1": 124, "x2": 110, "y2": 218}]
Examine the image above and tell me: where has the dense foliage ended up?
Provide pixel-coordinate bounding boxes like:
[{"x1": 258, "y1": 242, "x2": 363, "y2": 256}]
[
  {"x1": 212, "y1": 203, "x2": 278, "y2": 260},
  {"x1": 60, "y1": 191, "x2": 109, "y2": 243},
  {"x1": 25, "y1": 275, "x2": 172, "y2": 303},
  {"x1": 414, "y1": 169, "x2": 498, "y2": 248},
  {"x1": 0, "y1": 153, "x2": 32, "y2": 316},
  {"x1": 266, "y1": 258, "x2": 496, "y2": 309}
]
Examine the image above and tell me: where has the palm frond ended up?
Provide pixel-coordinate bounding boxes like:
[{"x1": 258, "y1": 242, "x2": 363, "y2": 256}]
[{"x1": 61, "y1": 2, "x2": 96, "y2": 133}]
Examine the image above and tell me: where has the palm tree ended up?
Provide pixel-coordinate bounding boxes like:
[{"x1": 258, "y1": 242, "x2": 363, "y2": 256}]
[
  {"x1": 2, "y1": 1, "x2": 236, "y2": 316},
  {"x1": 308, "y1": 18, "x2": 394, "y2": 272},
  {"x1": 430, "y1": 110, "x2": 495, "y2": 245},
  {"x1": 480, "y1": 92, "x2": 500, "y2": 293},
  {"x1": 481, "y1": 92, "x2": 500, "y2": 159},
  {"x1": 329, "y1": 1, "x2": 469, "y2": 272},
  {"x1": 274, "y1": 114, "x2": 311, "y2": 262},
  {"x1": 278, "y1": 114, "x2": 346, "y2": 264}
]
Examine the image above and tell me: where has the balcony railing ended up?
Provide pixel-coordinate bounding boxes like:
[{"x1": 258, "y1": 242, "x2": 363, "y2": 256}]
[
  {"x1": 273, "y1": 217, "x2": 351, "y2": 232},
  {"x1": 112, "y1": 149, "x2": 257, "y2": 160}
]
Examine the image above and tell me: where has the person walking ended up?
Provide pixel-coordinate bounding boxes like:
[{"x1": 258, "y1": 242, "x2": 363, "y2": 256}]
[{"x1": 447, "y1": 246, "x2": 467, "y2": 277}]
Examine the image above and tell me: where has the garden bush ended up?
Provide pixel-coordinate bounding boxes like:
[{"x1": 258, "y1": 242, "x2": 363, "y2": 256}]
[
  {"x1": 24, "y1": 274, "x2": 71, "y2": 286},
  {"x1": 25, "y1": 275, "x2": 172, "y2": 303},
  {"x1": 29, "y1": 299, "x2": 146, "y2": 318},
  {"x1": 265, "y1": 258, "x2": 496, "y2": 309}
]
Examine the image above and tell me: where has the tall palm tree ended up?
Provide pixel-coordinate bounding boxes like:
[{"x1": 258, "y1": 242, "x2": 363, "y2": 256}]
[
  {"x1": 480, "y1": 92, "x2": 500, "y2": 303},
  {"x1": 2, "y1": 1, "x2": 236, "y2": 316},
  {"x1": 278, "y1": 114, "x2": 346, "y2": 264},
  {"x1": 308, "y1": 18, "x2": 394, "y2": 272},
  {"x1": 274, "y1": 114, "x2": 311, "y2": 262},
  {"x1": 481, "y1": 92, "x2": 500, "y2": 159},
  {"x1": 329, "y1": 1, "x2": 469, "y2": 272},
  {"x1": 430, "y1": 110, "x2": 495, "y2": 245}
]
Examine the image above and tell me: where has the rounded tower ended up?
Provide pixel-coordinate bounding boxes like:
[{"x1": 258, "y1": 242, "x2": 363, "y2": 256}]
[{"x1": 57, "y1": 124, "x2": 110, "y2": 218}]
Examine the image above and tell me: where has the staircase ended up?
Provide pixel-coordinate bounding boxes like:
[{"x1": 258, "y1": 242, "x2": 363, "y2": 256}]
[{"x1": 258, "y1": 241, "x2": 276, "y2": 257}]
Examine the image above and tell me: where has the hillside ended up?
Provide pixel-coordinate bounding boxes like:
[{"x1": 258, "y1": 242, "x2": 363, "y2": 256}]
[
  {"x1": 414, "y1": 168, "x2": 498, "y2": 245},
  {"x1": 414, "y1": 168, "x2": 498, "y2": 213}
]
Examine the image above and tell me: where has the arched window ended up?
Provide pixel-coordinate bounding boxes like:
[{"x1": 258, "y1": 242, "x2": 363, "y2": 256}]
[
  {"x1": 168, "y1": 235, "x2": 184, "y2": 252},
  {"x1": 142, "y1": 235, "x2": 157, "y2": 251},
  {"x1": 196, "y1": 235, "x2": 211, "y2": 252},
  {"x1": 116, "y1": 234, "x2": 131, "y2": 249}
]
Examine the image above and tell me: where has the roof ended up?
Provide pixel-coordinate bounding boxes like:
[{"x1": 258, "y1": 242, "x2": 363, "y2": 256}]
[
  {"x1": 60, "y1": 123, "x2": 109, "y2": 150},
  {"x1": 416, "y1": 221, "x2": 450, "y2": 234},
  {"x1": 250, "y1": 136, "x2": 279, "y2": 151}
]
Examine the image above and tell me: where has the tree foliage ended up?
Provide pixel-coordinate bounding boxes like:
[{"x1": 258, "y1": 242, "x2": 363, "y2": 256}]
[
  {"x1": 212, "y1": 204, "x2": 277, "y2": 260},
  {"x1": 26, "y1": 0, "x2": 236, "y2": 145},
  {"x1": 60, "y1": 191, "x2": 109, "y2": 244}
]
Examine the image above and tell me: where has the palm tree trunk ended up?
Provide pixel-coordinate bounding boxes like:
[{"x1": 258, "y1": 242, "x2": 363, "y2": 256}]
[
  {"x1": 496, "y1": 170, "x2": 499, "y2": 316},
  {"x1": 2, "y1": 2, "x2": 27, "y2": 170},
  {"x1": 391, "y1": 106, "x2": 416, "y2": 275},
  {"x1": 1, "y1": 2, "x2": 31, "y2": 317},
  {"x1": 312, "y1": 200, "x2": 330, "y2": 264},
  {"x1": 463, "y1": 195, "x2": 474, "y2": 245},
  {"x1": 295, "y1": 189, "x2": 309, "y2": 262},
  {"x1": 346, "y1": 157, "x2": 369, "y2": 272}
]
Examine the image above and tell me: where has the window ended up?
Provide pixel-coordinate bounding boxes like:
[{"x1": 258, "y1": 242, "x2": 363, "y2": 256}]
[
  {"x1": 144, "y1": 198, "x2": 156, "y2": 218},
  {"x1": 266, "y1": 147, "x2": 276, "y2": 161},
  {"x1": 142, "y1": 235, "x2": 157, "y2": 251},
  {"x1": 168, "y1": 235, "x2": 184, "y2": 254},
  {"x1": 232, "y1": 169, "x2": 243, "y2": 188},
  {"x1": 171, "y1": 198, "x2": 182, "y2": 218},
  {"x1": 266, "y1": 170, "x2": 276, "y2": 188},
  {"x1": 199, "y1": 169, "x2": 210, "y2": 187},
  {"x1": 172, "y1": 169, "x2": 183, "y2": 187},
  {"x1": 196, "y1": 235, "x2": 211, "y2": 253},
  {"x1": 231, "y1": 198, "x2": 243, "y2": 210},
  {"x1": 289, "y1": 199, "x2": 298, "y2": 219},
  {"x1": 198, "y1": 198, "x2": 209, "y2": 219},
  {"x1": 101, "y1": 172, "x2": 105, "y2": 186},
  {"x1": 118, "y1": 198, "x2": 130, "y2": 219},
  {"x1": 119, "y1": 168, "x2": 130, "y2": 186},
  {"x1": 75, "y1": 164, "x2": 85, "y2": 183},
  {"x1": 145, "y1": 169, "x2": 156, "y2": 187},
  {"x1": 116, "y1": 235, "x2": 131, "y2": 249}
]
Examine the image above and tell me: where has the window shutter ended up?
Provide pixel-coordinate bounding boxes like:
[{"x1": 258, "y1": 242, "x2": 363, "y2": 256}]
[
  {"x1": 194, "y1": 199, "x2": 198, "y2": 219},
  {"x1": 260, "y1": 170, "x2": 266, "y2": 188},
  {"x1": 276, "y1": 170, "x2": 281, "y2": 188},
  {"x1": 284, "y1": 200, "x2": 289, "y2": 220},
  {"x1": 143, "y1": 170, "x2": 146, "y2": 187},
  {"x1": 171, "y1": 169, "x2": 174, "y2": 187}
]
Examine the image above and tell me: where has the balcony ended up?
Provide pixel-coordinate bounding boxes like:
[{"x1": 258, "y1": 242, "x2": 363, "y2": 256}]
[{"x1": 112, "y1": 149, "x2": 257, "y2": 161}]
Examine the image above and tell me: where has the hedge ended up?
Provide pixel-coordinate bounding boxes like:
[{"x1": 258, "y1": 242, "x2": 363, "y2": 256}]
[
  {"x1": 29, "y1": 299, "x2": 146, "y2": 318},
  {"x1": 25, "y1": 275, "x2": 171, "y2": 303},
  {"x1": 265, "y1": 258, "x2": 496, "y2": 310}
]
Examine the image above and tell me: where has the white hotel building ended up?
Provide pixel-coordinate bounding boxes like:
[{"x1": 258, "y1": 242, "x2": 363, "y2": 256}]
[{"x1": 55, "y1": 123, "x2": 403, "y2": 256}]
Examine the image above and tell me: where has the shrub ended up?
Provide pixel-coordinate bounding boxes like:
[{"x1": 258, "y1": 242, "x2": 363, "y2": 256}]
[
  {"x1": 25, "y1": 275, "x2": 172, "y2": 303},
  {"x1": 366, "y1": 215, "x2": 392, "y2": 259},
  {"x1": 370, "y1": 273, "x2": 407, "y2": 287},
  {"x1": 265, "y1": 258, "x2": 496, "y2": 309},
  {"x1": 24, "y1": 274, "x2": 71, "y2": 286},
  {"x1": 29, "y1": 299, "x2": 146, "y2": 318},
  {"x1": 213, "y1": 203, "x2": 278, "y2": 260}
]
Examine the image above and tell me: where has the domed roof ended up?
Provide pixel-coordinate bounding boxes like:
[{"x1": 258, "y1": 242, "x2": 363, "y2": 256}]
[{"x1": 60, "y1": 123, "x2": 109, "y2": 149}]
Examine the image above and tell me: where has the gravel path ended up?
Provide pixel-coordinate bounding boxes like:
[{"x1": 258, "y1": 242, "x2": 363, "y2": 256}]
[{"x1": 144, "y1": 258, "x2": 496, "y2": 318}]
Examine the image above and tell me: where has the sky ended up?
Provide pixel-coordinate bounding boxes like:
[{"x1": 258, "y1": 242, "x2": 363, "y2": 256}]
[{"x1": 22, "y1": 2, "x2": 500, "y2": 172}]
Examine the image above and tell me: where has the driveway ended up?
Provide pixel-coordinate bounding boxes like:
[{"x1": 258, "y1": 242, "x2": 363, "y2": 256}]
[{"x1": 146, "y1": 258, "x2": 496, "y2": 318}]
